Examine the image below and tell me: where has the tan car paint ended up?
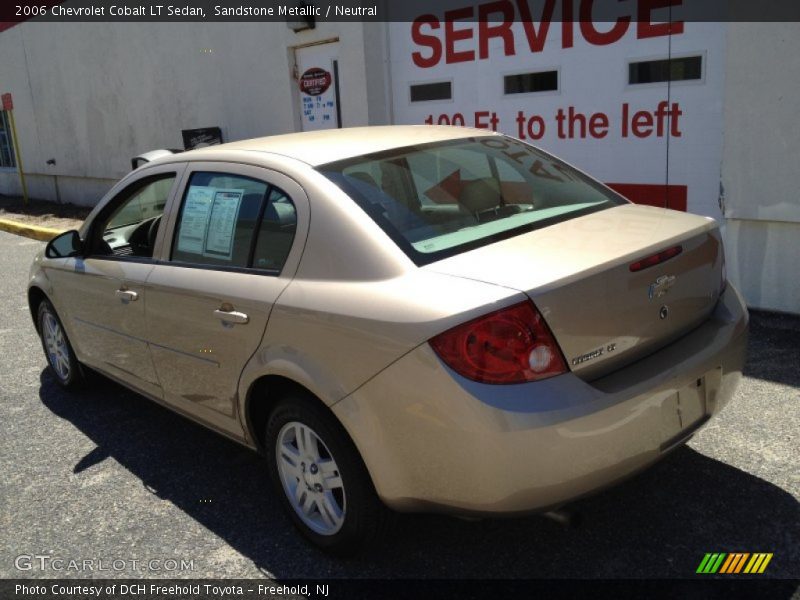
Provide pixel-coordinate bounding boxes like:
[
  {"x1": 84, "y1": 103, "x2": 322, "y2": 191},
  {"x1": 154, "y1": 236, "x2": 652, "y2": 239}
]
[
  {"x1": 142, "y1": 163, "x2": 311, "y2": 439},
  {"x1": 427, "y1": 204, "x2": 724, "y2": 379},
  {"x1": 176, "y1": 125, "x2": 485, "y2": 167},
  {"x1": 43, "y1": 163, "x2": 186, "y2": 401},
  {"x1": 49, "y1": 259, "x2": 161, "y2": 393},
  {"x1": 236, "y1": 163, "x2": 526, "y2": 429},
  {"x1": 332, "y1": 285, "x2": 747, "y2": 514}
]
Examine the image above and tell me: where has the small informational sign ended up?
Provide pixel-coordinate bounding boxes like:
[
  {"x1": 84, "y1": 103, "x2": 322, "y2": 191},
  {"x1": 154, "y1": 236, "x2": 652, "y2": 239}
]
[
  {"x1": 296, "y1": 43, "x2": 340, "y2": 131},
  {"x1": 176, "y1": 186, "x2": 243, "y2": 260},
  {"x1": 1, "y1": 93, "x2": 13, "y2": 111},
  {"x1": 176, "y1": 186, "x2": 214, "y2": 254},
  {"x1": 181, "y1": 127, "x2": 223, "y2": 150},
  {"x1": 204, "y1": 191, "x2": 242, "y2": 259},
  {"x1": 301, "y1": 94, "x2": 337, "y2": 129},
  {"x1": 299, "y1": 67, "x2": 332, "y2": 96}
]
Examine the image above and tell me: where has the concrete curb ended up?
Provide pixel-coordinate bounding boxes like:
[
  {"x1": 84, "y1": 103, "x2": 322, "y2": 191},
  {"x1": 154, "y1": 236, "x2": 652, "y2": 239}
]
[{"x1": 0, "y1": 218, "x2": 64, "y2": 242}]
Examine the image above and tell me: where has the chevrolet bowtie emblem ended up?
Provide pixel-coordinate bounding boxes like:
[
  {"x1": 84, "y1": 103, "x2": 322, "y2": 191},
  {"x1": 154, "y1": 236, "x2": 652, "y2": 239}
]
[{"x1": 649, "y1": 275, "x2": 676, "y2": 299}]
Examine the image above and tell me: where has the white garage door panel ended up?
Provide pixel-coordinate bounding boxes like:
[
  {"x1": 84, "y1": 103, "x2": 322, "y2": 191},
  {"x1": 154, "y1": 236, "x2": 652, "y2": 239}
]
[{"x1": 389, "y1": 19, "x2": 726, "y2": 220}]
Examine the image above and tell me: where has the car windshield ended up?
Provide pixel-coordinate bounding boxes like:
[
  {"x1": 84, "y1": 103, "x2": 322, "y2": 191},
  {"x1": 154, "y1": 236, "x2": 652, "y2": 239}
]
[{"x1": 318, "y1": 135, "x2": 628, "y2": 265}]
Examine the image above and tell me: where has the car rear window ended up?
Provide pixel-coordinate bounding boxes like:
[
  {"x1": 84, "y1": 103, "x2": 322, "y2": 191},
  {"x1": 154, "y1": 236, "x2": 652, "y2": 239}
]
[{"x1": 318, "y1": 136, "x2": 627, "y2": 265}]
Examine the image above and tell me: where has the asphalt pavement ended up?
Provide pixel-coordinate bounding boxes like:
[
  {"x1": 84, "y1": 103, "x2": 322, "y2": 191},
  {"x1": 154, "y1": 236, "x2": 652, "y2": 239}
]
[{"x1": 0, "y1": 229, "x2": 797, "y2": 581}]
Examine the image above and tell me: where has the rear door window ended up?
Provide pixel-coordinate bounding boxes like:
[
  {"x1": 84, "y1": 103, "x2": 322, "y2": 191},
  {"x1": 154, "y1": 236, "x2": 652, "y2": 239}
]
[
  {"x1": 252, "y1": 188, "x2": 298, "y2": 271},
  {"x1": 171, "y1": 172, "x2": 297, "y2": 272}
]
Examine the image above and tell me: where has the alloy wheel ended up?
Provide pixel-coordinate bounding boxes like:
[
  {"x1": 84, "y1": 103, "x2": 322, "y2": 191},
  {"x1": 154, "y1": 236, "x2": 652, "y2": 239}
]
[
  {"x1": 275, "y1": 421, "x2": 346, "y2": 536},
  {"x1": 42, "y1": 309, "x2": 70, "y2": 382}
]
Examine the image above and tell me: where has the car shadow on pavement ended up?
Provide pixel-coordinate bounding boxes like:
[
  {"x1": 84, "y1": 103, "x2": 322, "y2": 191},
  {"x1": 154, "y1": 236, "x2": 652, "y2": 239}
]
[{"x1": 38, "y1": 369, "x2": 799, "y2": 581}]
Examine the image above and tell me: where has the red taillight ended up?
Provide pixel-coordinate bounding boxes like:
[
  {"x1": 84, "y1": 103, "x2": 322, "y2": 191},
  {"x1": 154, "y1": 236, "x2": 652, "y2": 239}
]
[
  {"x1": 429, "y1": 301, "x2": 567, "y2": 384},
  {"x1": 629, "y1": 245, "x2": 683, "y2": 272}
]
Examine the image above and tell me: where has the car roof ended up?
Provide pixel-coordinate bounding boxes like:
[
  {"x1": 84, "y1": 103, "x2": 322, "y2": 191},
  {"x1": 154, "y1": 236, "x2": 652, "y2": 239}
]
[{"x1": 157, "y1": 125, "x2": 497, "y2": 167}]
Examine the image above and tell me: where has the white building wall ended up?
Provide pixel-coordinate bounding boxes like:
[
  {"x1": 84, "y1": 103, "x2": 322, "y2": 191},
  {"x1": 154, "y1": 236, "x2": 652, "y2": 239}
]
[
  {"x1": 721, "y1": 23, "x2": 800, "y2": 313},
  {"x1": 0, "y1": 21, "x2": 390, "y2": 206},
  {"x1": 0, "y1": 18, "x2": 796, "y2": 314}
]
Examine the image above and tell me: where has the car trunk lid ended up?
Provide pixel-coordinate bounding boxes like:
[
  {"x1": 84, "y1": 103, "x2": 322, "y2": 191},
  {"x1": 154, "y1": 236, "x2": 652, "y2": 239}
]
[{"x1": 424, "y1": 204, "x2": 724, "y2": 380}]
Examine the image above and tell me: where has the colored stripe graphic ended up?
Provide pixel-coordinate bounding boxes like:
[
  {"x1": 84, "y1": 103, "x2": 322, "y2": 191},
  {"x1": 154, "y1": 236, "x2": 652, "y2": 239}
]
[
  {"x1": 720, "y1": 553, "x2": 748, "y2": 573},
  {"x1": 710, "y1": 553, "x2": 726, "y2": 573},
  {"x1": 719, "y1": 554, "x2": 736, "y2": 573},
  {"x1": 744, "y1": 553, "x2": 774, "y2": 574},
  {"x1": 745, "y1": 554, "x2": 761, "y2": 573},
  {"x1": 697, "y1": 553, "x2": 773, "y2": 574},
  {"x1": 697, "y1": 553, "x2": 727, "y2": 573},
  {"x1": 758, "y1": 554, "x2": 774, "y2": 573},
  {"x1": 696, "y1": 553, "x2": 713, "y2": 573},
  {"x1": 733, "y1": 553, "x2": 750, "y2": 573}
]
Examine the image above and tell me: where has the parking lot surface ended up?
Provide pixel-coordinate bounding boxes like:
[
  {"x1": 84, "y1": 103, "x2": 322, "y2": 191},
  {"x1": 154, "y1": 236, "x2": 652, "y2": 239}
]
[{"x1": 0, "y1": 230, "x2": 797, "y2": 580}]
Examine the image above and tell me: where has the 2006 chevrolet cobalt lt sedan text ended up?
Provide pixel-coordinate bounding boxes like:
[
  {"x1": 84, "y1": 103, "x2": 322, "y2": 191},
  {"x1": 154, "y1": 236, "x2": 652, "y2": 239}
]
[{"x1": 28, "y1": 126, "x2": 748, "y2": 553}]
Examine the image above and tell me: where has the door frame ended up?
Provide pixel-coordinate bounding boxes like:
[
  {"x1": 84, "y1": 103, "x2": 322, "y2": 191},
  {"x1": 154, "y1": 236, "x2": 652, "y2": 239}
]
[
  {"x1": 144, "y1": 160, "x2": 311, "y2": 438},
  {"x1": 51, "y1": 162, "x2": 187, "y2": 397}
]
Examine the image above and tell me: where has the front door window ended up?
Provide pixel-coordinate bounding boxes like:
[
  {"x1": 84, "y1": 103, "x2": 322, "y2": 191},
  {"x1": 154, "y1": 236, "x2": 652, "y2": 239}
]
[{"x1": 92, "y1": 175, "x2": 176, "y2": 258}]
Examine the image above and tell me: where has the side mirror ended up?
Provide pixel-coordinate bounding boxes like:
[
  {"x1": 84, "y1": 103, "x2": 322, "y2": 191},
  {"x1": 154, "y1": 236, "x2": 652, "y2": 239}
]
[{"x1": 45, "y1": 230, "x2": 83, "y2": 259}]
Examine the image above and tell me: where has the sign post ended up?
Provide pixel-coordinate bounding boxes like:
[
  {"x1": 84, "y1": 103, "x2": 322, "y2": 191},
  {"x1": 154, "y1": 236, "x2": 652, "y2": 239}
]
[{"x1": 2, "y1": 93, "x2": 28, "y2": 206}]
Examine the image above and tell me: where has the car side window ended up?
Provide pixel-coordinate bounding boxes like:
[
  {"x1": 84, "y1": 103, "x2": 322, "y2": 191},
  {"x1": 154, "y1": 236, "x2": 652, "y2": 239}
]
[
  {"x1": 171, "y1": 172, "x2": 296, "y2": 272},
  {"x1": 252, "y1": 188, "x2": 297, "y2": 272},
  {"x1": 91, "y1": 174, "x2": 176, "y2": 259}
]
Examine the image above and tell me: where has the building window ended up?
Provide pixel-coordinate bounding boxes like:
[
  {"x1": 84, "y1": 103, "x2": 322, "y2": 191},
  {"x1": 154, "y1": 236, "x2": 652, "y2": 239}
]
[
  {"x1": 629, "y1": 56, "x2": 703, "y2": 84},
  {"x1": 504, "y1": 70, "x2": 558, "y2": 95},
  {"x1": 0, "y1": 111, "x2": 16, "y2": 168},
  {"x1": 410, "y1": 81, "x2": 452, "y2": 102}
]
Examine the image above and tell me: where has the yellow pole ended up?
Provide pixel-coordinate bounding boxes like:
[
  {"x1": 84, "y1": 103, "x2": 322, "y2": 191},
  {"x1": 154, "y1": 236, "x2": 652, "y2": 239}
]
[{"x1": 6, "y1": 108, "x2": 28, "y2": 206}]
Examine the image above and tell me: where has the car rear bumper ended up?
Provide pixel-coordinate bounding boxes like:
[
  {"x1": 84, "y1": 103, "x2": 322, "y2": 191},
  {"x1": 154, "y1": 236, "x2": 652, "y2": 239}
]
[{"x1": 332, "y1": 284, "x2": 748, "y2": 515}]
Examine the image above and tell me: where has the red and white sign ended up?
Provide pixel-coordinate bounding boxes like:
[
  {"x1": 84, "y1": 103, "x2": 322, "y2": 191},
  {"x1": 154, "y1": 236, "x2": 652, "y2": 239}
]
[
  {"x1": 299, "y1": 68, "x2": 332, "y2": 96},
  {"x1": 389, "y1": 7, "x2": 727, "y2": 221},
  {"x1": 295, "y1": 42, "x2": 340, "y2": 132},
  {"x1": 1, "y1": 93, "x2": 12, "y2": 111},
  {"x1": 410, "y1": 0, "x2": 682, "y2": 68}
]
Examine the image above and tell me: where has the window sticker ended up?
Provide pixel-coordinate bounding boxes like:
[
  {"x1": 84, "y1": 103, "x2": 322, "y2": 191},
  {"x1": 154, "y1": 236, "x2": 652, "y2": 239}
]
[
  {"x1": 176, "y1": 186, "x2": 214, "y2": 254},
  {"x1": 204, "y1": 190, "x2": 243, "y2": 259},
  {"x1": 176, "y1": 186, "x2": 244, "y2": 260}
]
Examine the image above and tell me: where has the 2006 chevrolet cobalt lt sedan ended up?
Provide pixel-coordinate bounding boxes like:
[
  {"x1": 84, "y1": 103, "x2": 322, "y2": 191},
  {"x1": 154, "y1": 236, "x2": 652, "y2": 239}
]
[{"x1": 29, "y1": 126, "x2": 747, "y2": 553}]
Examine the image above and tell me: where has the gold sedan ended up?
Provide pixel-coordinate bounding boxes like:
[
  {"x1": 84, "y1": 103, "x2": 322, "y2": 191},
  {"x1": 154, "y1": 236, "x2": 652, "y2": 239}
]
[{"x1": 29, "y1": 126, "x2": 748, "y2": 554}]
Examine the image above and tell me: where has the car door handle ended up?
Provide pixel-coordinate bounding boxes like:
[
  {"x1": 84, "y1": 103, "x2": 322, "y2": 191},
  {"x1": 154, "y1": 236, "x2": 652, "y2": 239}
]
[
  {"x1": 115, "y1": 289, "x2": 139, "y2": 302},
  {"x1": 213, "y1": 308, "x2": 249, "y2": 325}
]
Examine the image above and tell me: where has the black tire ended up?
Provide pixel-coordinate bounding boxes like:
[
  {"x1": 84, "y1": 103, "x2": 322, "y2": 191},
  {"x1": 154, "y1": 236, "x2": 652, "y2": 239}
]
[
  {"x1": 37, "y1": 299, "x2": 85, "y2": 390},
  {"x1": 265, "y1": 393, "x2": 390, "y2": 555}
]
